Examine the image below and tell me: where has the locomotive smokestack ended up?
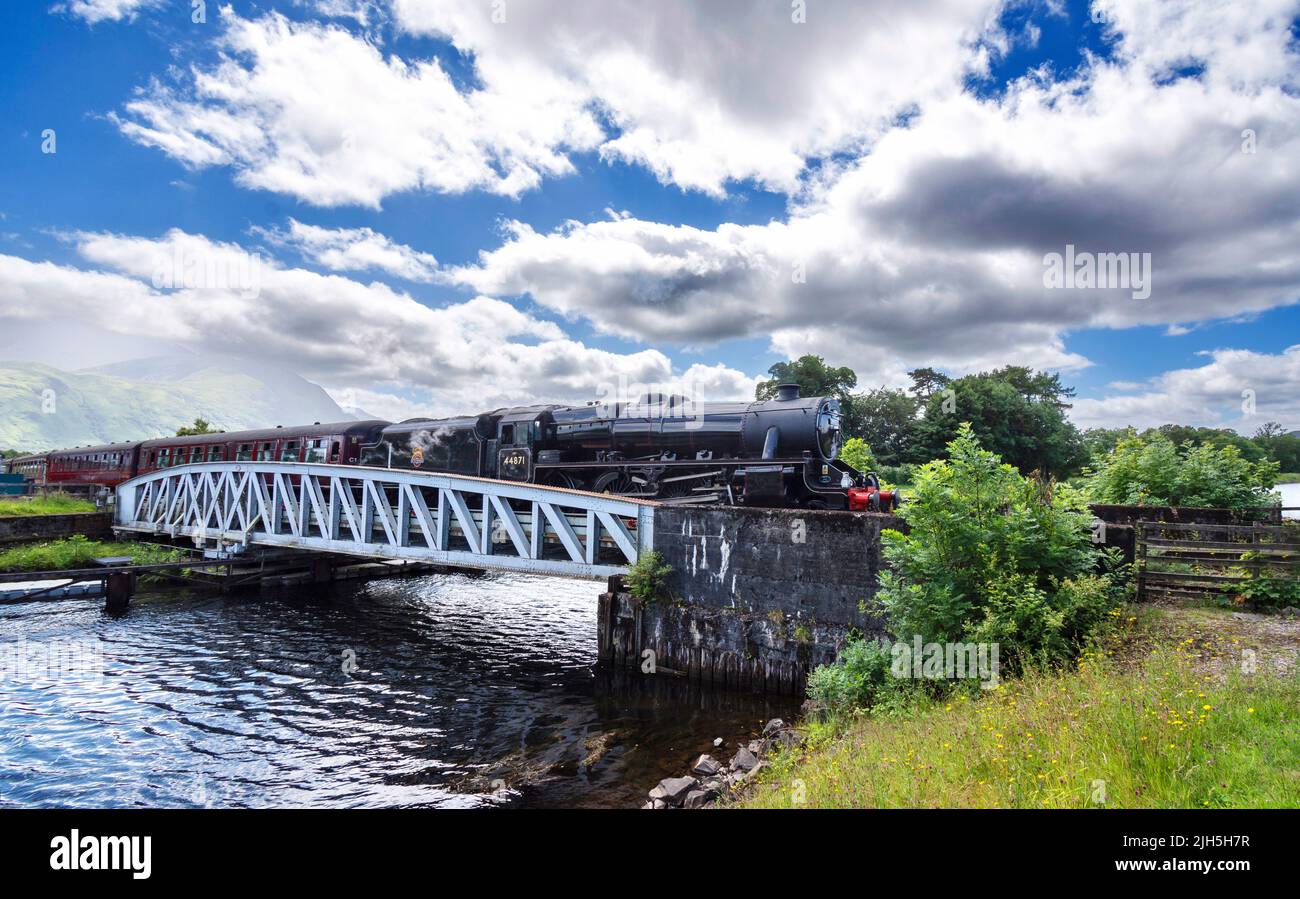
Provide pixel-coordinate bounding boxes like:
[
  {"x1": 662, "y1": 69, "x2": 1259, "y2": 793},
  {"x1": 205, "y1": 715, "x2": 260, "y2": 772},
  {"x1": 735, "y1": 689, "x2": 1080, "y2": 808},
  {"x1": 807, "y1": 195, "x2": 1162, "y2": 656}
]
[{"x1": 775, "y1": 383, "x2": 800, "y2": 402}]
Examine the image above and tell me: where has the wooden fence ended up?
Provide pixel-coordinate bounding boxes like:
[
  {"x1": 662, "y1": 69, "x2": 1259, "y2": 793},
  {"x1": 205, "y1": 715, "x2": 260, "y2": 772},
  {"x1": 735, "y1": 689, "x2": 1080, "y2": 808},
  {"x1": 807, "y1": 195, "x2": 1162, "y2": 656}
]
[{"x1": 1136, "y1": 520, "x2": 1300, "y2": 603}]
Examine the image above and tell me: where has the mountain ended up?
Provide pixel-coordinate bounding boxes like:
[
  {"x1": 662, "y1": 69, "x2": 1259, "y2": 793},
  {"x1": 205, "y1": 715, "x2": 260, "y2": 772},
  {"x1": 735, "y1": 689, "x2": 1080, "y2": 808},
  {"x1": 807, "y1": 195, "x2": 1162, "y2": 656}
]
[{"x1": 0, "y1": 354, "x2": 355, "y2": 452}]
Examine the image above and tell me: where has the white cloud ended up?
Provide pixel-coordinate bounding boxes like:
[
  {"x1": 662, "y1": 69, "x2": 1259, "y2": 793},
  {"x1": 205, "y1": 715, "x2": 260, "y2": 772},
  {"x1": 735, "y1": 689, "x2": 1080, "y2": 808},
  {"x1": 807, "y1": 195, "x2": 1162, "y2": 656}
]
[
  {"x1": 112, "y1": 8, "x2": 604, "y2": 207},
  {"x1": 113, "y1": 1, "x2": 1005, "y2": 204},
  {"x1": 51, "y1": 0, "x2": 161, "y2": 25},
  {"x1": 0, "y1": 230, "x2": 758, "y2": 415},
  {"x1": 1071, "y1": 346, "x2": 1300, "y2": 432},
  {"x1": 447, "y1": 0, "x2": 1300, "y2": 383},
  {"x1": 254, "y1": 219, "x2": 440, "y2": 282},
  {"x1": 393, "y1": 0, "x2": 1002, "y2": 196}
]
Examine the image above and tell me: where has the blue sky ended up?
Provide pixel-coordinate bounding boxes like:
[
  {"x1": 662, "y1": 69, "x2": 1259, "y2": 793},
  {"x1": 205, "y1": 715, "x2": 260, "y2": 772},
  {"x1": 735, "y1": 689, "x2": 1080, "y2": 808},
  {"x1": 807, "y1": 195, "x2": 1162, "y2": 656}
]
[{"x1": 2, "y1": 0, "x2": 1299, "y2": 430}]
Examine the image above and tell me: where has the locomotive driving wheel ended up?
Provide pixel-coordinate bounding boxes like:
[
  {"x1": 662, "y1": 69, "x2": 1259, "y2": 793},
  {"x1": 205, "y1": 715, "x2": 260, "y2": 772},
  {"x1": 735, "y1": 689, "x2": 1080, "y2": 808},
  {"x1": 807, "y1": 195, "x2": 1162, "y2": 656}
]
[
  {"x1": 538, "y1": 470, "x2": 583, "y2": 491},
  {"x1": 593, "y1": 470, "x2": 638, "y2": 495}
]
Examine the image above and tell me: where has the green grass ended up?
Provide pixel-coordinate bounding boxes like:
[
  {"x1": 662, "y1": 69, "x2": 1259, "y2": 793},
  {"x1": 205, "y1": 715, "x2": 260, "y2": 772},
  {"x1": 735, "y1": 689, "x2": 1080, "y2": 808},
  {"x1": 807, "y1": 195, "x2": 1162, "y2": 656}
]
[
  {"x1": 737, "y1": 612, "x2": 1300, "y2": 809},
  {"x1": 0, "y1": 535, "x2": 187, "y2": 574},
  {"x1": 1275, "y1": 472, "x2": 1300, "y2": 484},
  {"x1": 0, "y1": 494, "x2": 97, "y2": 517}
]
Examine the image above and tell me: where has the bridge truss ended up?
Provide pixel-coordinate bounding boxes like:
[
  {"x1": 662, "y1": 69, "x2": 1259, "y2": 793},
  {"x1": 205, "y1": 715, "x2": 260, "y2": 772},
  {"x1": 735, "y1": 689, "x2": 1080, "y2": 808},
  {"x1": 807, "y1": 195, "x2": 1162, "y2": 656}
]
[{"x1": 114, "y1": 462, "x2": 656, "y2": 579}]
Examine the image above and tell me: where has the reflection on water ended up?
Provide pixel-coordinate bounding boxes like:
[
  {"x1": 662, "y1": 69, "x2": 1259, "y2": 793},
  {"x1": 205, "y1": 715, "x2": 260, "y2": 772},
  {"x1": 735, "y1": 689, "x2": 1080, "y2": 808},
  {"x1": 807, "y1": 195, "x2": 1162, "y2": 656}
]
[{"x1": 0, "y1": 571, "x2": 796, "y2": 808}]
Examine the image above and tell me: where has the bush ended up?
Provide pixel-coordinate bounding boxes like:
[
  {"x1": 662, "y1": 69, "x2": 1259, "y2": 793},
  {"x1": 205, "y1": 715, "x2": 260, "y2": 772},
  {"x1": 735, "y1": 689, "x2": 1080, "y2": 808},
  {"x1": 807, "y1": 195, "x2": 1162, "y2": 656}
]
[
  {"x1": 1085, "y1": 432, "x2": 1279, "y2": 508},
  {"x1": 624, "y1": 550, "x2": 672, "y2": 603},
  {"x1": 875, "y1": 464, "x2": 914, "y2": 487},
  {"x1": 877, "y1": 424, "x2": 1108, "y2": 675},
  {"x1": 839, "y1": 437, "x2": 876, "y2": 473},
  {"x1": 1221, "y1": 559, "x2": 1300, "y2": 611},
  {"x1": 966, "y1": 573, "x2": 1114, "y2": 669},
  {"x1": 807, "y1": 637, "x2": 897, "y2": 710}
]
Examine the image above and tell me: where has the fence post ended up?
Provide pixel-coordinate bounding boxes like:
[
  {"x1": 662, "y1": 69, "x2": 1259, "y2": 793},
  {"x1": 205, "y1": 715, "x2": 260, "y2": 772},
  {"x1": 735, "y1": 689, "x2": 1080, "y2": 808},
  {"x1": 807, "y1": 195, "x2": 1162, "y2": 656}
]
[{"x1": 1135, "y1": 522, "x2": 1146, "y2": 602}]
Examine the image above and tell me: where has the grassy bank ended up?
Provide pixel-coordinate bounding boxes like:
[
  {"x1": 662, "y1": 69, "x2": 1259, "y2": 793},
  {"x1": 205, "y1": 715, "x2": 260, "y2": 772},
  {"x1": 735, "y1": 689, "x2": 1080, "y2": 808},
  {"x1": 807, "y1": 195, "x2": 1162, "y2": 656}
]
[
  {"x1": 0, "y1": 535, "x2": 187, "y2": 573},
  {"x1": 0, "y1": 494, "x2": 97, "y2": 517},
  {"x1": 737, "y1": 608, "x2": 1300, "y2": 808}
]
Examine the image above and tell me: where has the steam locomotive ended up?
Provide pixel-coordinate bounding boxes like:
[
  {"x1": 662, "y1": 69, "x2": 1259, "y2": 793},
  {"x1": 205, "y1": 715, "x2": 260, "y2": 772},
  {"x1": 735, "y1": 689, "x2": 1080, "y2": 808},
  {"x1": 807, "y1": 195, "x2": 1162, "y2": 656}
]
[
  {"x1": 367, "y1": 385, "x2": 896, "y2": 511},
  {"x1": 4, "y1": 385, "x2": 897, "y2": 511}
]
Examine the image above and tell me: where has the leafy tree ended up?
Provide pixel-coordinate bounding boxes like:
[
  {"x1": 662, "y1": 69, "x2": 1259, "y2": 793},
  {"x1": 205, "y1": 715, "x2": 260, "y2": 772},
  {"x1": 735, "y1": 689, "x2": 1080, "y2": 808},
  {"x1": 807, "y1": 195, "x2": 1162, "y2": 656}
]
[
  {"x1": 755, "y1": 355, "x2": 857, "y2": 406},
  {"x1": 838, "y1": 437, "x2": 877, "y2": 473},
  {"x1": 877, "y1": 425, "x2": 1114, "y2": 673},
  {"x1": 842, "y1": 387, "x2": 921, "y2": 463},
  {"x1": 1254, "y1": 421, "x2": 1287, "y2": 439},
  {"x1": 1146, "y1": 424, "x2": 1265, "y2": 463},
  {"x1": 1252, "y1": 432, "x2": 1300, "y2": 473},
  {"x1": 175, "y1": 417, "x2": 218, "y2": 437},
  {"x1": 1082, "y1": 427, "x2": 1131, "y2": 461},
  {"x1": 906, "y1": 367, "x2": 951, "y2": 400},
  {"x1": 1084, "y1": 433, "x2": 1279, "y2": 508},
  {"x1": 907, "y1": 366, "x2": 1088, "y2": 477}
]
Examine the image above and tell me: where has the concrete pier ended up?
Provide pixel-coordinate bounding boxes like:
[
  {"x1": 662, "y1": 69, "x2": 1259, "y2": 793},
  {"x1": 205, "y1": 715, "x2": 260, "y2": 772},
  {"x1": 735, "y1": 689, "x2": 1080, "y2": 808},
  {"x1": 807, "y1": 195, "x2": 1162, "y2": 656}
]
[{"x1": 598, "y1": 506, "x2": 905, "y2": 694}]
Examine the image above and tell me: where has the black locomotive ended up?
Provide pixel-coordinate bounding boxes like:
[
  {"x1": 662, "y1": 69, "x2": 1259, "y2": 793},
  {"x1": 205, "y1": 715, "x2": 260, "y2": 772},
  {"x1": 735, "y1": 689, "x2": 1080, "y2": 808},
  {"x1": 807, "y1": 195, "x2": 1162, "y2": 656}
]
[{"x1": 366, "y1": 384, "x2": 896, "y2": 510}]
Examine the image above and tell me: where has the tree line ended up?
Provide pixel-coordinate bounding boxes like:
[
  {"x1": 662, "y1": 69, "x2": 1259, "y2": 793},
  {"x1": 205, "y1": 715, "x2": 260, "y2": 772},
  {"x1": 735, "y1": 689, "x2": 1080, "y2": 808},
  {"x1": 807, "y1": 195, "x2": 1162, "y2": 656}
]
[{"x1": 756, "y1": 355, "x2": 1300, "y2": 481}]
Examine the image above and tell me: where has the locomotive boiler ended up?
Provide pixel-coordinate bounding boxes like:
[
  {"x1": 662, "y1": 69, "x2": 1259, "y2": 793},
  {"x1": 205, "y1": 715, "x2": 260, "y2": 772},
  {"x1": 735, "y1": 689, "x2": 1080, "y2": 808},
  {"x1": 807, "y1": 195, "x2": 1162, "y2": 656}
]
[{"x1": 369, "y1": 385, "x2": 896, "y2": 510}]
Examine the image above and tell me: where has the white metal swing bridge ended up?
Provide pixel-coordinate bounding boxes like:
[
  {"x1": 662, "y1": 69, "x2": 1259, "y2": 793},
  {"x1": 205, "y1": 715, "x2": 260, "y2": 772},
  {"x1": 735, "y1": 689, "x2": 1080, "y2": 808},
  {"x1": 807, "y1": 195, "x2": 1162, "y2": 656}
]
[{"x1": 114, "y1": 462, "x2": 656, "y2": 579}]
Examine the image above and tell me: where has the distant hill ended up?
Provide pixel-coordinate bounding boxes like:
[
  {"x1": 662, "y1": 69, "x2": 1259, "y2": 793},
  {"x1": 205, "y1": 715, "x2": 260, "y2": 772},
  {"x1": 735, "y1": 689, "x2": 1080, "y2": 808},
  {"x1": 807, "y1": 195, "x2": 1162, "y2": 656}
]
[{"x1": 0, "y1": 354, "x2": 354, "y2": 452}]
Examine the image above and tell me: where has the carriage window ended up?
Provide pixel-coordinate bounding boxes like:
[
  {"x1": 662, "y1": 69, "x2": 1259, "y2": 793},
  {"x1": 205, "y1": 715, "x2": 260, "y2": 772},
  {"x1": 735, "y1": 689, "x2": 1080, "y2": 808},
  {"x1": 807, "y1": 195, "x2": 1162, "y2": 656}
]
[
  {"x1": 158, "y1": 449, "x2": 170, "y2": 468},
  {"x1": 280, "y1": 441, "x2": 301, "y2": 462},
  {"x1": 304, "y1": 439, "x2": 327, "y2": 463},
  {"x1": 257, "y1": 442, "x2": 274, "y2": 461},
  {"x1": 190, "y1": 447, "x2": 204, "y2": 464},
  {"x1": 235, "y1": 444, "x2": 252, "y2": 462},
  {"x1": 329, "y1": 441, "x2": 341, "y2": 463},
  {"x1": 207, "y1": 446, "x2": 223, "y2": 462}
]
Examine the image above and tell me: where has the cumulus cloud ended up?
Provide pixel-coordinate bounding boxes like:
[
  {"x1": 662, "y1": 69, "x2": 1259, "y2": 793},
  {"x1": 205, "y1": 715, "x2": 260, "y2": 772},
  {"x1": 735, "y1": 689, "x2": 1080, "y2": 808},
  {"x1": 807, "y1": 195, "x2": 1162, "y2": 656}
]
[
  {"x1": 51, "y1": 0, "x2": 161, "y2": 25},
  {"x1": 113, "y1": 1, "x2": 1004, "y2": 204},
  {"x1": 447, "y1": 0, "x2": 1300, "y2": 383},
  {"x1": 254, "y1": 219, "x2": 440, "y2": 282},
  {"x1": 1071, "y1": 346, "x2": 1300, "y2": 431},
  {"x1": 392, "y1": 0, "x2": 1001, "y2": 196},
  {"x1": 112, "y1": 8, "x2": 604, "y2": 207},
  {"x1": 0, "y1": 230, "x2": 758, "y2": 416}
]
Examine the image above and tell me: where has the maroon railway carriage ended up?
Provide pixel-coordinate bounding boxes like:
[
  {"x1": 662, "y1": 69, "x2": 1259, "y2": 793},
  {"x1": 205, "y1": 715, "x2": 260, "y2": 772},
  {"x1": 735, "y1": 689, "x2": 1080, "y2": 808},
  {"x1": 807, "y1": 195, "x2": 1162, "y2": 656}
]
[
  {"x1": 44, "y1": 441, "x2": 142, "y2": 489},
  {"x1": 135, "y1": 421, "x2": 389, "y2": 476},
  {"x1": 3, "y1": 453, "x2": 49, "y2": 485},
  {"x1": 23, "y1": 421, "x2": 390, "y2": 490}
]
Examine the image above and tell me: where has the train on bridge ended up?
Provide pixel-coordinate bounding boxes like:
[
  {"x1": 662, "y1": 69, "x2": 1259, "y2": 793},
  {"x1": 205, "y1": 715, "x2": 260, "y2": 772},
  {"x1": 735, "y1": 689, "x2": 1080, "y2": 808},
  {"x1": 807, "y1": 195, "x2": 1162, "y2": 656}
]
[{"x1": 4, "y1": 385, "x2": 897, "y2": 511}]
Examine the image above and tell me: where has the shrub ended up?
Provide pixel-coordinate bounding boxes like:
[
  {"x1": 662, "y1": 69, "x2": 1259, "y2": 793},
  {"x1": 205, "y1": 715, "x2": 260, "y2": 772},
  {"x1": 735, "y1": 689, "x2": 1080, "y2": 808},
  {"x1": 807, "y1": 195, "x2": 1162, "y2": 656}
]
[
  {"x1": 624, "y1": 550, "x2": 672, "y2": 603},
  {"x1": 877, "y1": 424, "x2": 1108, "y2": 675},
  {"x1": 1221, "y1": 557, "x2": 1300, "y2": 612},
  {"x1": 1085, "y1": 432, "x2": 1279, "y2": 508},
  {"x1": 875, "y1": 464, "x2": 914, "y2": 487},
  {"x1": 807, "y1": 637, "x2": 895, "y2": 709},
  {"x1": 839, "y1": 437, "x2": 876, "y2": 473}
]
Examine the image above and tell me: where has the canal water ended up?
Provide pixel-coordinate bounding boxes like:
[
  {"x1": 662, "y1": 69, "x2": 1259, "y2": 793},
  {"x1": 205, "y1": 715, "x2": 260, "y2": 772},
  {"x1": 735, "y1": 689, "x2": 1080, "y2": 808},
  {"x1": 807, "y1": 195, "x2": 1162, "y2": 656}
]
[{"x1": 0, "y1": 572, "x2": 797, "y2": 808}]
